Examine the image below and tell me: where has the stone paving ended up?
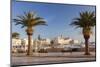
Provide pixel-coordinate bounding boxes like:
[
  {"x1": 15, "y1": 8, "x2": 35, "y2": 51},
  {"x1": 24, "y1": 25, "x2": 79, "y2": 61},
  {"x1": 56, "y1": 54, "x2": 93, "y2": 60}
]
[{"x1": 11, "y1": 52, "x2": 96, "y2": 66}]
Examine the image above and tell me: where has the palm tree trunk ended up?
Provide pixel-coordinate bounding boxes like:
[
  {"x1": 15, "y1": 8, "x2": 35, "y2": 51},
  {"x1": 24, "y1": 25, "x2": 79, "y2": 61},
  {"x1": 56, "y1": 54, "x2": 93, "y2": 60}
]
[
  {"x1": 27, "y1": 35, "x2": 32, "y2": 56},
  {"x1": 84, "y1": 38, "x2": 90, "y2": 55}
]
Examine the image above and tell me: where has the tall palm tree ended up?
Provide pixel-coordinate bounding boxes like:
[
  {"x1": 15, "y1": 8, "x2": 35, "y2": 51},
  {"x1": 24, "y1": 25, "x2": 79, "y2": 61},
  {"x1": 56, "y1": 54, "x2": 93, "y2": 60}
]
[
  {"x1": 70, "y1": 11, "x2": 96, "y2": 55},
  {"x1": 13, "y1": 11, "x2": 47, "y2": 56}
]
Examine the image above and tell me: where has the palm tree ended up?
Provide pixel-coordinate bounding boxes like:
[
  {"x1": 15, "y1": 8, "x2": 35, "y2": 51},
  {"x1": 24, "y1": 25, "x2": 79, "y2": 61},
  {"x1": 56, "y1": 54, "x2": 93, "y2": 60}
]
[
  {"x1": 70, "y1": 11, "x2": 96, "y2": 55},
  {"x1": 13, "y1": 11, "x2": 47, "y2": 56},
  {"x1": 12, "y1": 32, "x2": 20, "y2": 39}
]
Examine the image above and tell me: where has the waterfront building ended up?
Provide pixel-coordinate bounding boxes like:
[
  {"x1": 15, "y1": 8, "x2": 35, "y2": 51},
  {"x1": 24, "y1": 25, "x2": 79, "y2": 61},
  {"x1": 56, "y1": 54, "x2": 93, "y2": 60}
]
[
  {"x1": 12, "y1": 38, "x2": 22, "y2": 52},
  {"x1": 54, "y1": 36, "x2": 72, "y2": 45}
]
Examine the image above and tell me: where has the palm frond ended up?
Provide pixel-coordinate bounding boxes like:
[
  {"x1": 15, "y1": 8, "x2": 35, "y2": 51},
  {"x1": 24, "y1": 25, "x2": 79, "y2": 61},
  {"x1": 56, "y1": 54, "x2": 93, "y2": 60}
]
[
  {"x1": 33, "y1": 21, "x2": 47, "y2": 26},
  {"x1": 13, "y1": 11, "x2": 47, "y2": 28},
  {"x1": 70, "y1": 11, "x2": 96, "y2": 28}
]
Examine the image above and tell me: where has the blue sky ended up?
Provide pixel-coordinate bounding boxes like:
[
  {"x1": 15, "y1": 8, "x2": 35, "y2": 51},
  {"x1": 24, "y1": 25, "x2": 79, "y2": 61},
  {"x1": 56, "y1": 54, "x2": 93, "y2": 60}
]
[{"x1": 12, "y1": 0, "x2": 96, "y2": 42}]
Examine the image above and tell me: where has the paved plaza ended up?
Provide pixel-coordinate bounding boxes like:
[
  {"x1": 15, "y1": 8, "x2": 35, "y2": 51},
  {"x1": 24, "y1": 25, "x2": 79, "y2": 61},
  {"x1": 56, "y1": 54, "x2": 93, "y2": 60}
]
[{"x1": 11, "y1": 52, "x2": 96, "y2": 66}]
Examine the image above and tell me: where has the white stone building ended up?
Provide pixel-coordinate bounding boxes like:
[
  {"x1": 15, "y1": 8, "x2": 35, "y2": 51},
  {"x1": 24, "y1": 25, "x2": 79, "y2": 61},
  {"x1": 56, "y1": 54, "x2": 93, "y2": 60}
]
[
  {"x1": 12, "y1": 37, "x2": 51, "y2": 52},
  {"x1": 21, "y1": 38, "x2": 34, "y2": 51},
  {"x1": 33, "y1": 38, "x2": 51, "y2": 50},
  {"x1": 39, "y1": 39, "x2": 51, "y2": 45},
  {"x1": 54, "y1": 36, "x2": 72, "y2": 45},
  {"x1": 12, "y1": 36, "x2": 80, "y2": 53},
  {"x1": 12, "y1": 38, "x2": 22, "y2": 52}
]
